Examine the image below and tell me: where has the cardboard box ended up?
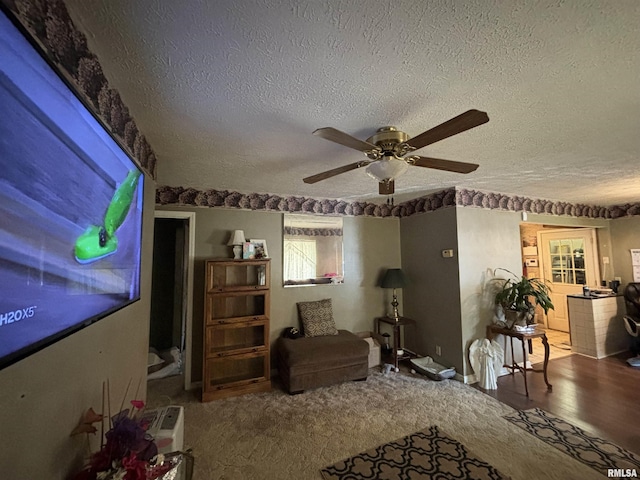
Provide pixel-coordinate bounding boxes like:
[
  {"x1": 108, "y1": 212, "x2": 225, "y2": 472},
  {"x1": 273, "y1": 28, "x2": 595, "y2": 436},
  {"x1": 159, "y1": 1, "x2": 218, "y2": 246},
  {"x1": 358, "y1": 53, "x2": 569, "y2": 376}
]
[{"x1": 356, "y1": 331, "x2": 381, "y2": 368}]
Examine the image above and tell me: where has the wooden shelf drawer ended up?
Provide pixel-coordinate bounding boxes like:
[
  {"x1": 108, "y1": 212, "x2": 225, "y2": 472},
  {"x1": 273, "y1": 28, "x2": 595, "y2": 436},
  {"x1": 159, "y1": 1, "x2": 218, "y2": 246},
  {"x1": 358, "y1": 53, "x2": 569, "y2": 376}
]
[
  {"x1": 205, "y1": 320, "x2": 267, "y2": 358},
  {"x1": 206, "y1": 291, "x2": 269, "y2": 323},
  {"x1": 204, "y1": 351, "x2": 269, "y2": 389},
  {"x1": 206, "y1": 261, "x2": 270, "y2": 292}
]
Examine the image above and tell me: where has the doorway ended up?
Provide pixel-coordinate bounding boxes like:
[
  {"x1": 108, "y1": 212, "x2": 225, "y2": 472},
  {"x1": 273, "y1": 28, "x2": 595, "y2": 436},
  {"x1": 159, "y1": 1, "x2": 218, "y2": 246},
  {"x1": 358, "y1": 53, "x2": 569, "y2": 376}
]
[
  {"x1": 538, "y1": 228, "x2": 600, "y2": 332},
  {"x1": 150, "y1": 211, "x2": 195, "y2": 391}
]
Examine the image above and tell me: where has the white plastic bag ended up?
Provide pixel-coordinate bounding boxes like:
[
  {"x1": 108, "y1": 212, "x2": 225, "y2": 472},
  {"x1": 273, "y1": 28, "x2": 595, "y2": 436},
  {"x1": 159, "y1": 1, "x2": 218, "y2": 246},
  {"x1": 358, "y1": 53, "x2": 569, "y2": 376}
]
[{"x1": 469, "y1": 338, "x2": 504, "y2": 389}]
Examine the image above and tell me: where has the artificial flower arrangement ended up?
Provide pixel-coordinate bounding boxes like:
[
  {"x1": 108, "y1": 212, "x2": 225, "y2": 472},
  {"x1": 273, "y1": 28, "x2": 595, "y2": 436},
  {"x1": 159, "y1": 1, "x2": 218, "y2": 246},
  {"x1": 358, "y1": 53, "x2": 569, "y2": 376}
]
[{"x1": 71, "y1": 381, "x2": 177, "y2": 480}]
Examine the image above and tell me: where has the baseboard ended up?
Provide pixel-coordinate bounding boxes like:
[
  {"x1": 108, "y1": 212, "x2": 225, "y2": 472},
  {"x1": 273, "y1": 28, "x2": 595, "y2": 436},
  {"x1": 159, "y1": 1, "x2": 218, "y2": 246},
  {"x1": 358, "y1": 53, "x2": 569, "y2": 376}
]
[{"x1": 463, "y1": 366, "x2": 513, "y2": 385}]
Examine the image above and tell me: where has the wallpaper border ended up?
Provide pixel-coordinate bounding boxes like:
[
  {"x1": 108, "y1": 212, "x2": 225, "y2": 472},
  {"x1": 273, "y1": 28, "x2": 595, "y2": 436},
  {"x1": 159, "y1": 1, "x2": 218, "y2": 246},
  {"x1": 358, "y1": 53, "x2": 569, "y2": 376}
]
[
  {"x1": 3, "y1": 0, "x2": 157, "y2": 178},
  {"x1": 156, "y1": 184, "x2": 640, "y2": 220}
]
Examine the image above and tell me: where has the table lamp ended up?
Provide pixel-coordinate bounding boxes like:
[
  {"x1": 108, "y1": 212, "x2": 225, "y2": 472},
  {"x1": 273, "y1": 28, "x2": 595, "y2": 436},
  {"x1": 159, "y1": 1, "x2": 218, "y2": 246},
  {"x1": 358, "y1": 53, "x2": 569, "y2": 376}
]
[
  {"x1": 227, "y1": 230, "x2": 245, "y2": 259},
  {"x1": 381, "y1": 268, "x2": 407, "y2": 321}
]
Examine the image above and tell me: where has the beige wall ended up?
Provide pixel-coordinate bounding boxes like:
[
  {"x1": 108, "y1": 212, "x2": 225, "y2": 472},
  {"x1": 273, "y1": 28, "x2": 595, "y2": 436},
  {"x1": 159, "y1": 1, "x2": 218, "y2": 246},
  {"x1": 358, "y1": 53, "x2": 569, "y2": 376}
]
[
  {"x1": 398, "y1": 206, "x2": 622, "y2": 378},
  {"x1": 0, "y1": 177, "x2": 155, "y2": 479},
  {"x1": 398, "y1": 206, "x2": 524, "y2": 376},
  {"x1": 156, "y1": 206, "x2": 402, "y2": 382},
  {"x1": 457, "y1": 210, "x2": 618, "y2": 376},
  {"x1": 610, "y1": 216, "x2": 640, "y2": 285},
  {"x1": 399, "y1": 208, "x2": 463, "y2": 370},
  {"x1": 456, "y1": 207, "x2": 523, "y2": 376}
]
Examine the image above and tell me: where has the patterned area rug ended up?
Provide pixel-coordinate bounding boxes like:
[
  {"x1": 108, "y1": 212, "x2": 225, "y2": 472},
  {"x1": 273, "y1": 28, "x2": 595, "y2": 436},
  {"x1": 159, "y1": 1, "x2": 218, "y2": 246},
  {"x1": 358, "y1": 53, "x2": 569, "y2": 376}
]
[
  {"x1": 321, "y1": 425, "x2": 510, "y2": 480},
  {"x1": 504, "y1": 408, "x2": 640, "y2": 474}
]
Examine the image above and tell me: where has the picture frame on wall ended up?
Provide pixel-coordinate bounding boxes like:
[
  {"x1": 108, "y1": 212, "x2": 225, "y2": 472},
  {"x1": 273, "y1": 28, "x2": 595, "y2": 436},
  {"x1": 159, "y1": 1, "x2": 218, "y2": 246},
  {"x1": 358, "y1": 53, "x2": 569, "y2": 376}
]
[{"x1": 249, "y1": 239, "x2": 269, "y2": 259}]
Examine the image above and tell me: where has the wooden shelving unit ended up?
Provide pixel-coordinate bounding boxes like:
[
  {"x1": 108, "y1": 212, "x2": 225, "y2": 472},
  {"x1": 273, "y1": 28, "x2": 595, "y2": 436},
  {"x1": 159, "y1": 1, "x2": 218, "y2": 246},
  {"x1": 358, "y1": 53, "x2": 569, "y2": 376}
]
[{"x1": 202, "y1": 259, "x2": 271, "y2": 402}]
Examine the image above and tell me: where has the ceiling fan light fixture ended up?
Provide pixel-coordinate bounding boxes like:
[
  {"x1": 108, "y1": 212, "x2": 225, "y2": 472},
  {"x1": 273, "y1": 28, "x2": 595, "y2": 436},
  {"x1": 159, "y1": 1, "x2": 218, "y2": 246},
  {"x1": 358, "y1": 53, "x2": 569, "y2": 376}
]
[
  {"x1": 307, "y1": 110, "x2": 488, "y2": 191},
  {"x1": 365, "y1": 155, "x2": 409, "y2": 182}
]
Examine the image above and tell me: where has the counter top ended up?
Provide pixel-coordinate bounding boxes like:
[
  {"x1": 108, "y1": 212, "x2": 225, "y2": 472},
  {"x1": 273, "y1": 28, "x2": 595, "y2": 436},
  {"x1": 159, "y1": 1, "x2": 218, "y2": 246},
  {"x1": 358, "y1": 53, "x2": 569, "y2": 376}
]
[{"x1": 567, "y1": 293, "x2": 621, "y2": 300}]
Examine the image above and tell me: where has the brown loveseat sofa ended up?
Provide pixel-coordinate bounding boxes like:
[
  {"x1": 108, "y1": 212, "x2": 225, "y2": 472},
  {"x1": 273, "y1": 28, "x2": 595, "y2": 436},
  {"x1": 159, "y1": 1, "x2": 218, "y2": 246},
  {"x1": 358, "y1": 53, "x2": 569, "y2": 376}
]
[
  {"x1": 276, "y1": 298, "x2": 370, "y2": 394},
  {"x1": 277, "y1": 329, "x2": 369, "y2": 394}
]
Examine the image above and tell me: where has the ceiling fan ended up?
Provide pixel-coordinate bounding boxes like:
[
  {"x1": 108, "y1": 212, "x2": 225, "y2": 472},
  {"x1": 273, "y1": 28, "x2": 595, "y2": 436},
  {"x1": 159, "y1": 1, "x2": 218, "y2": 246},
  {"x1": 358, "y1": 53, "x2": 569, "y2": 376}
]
[{"x1": 304, "y1": 109, "x2": 489, "y2": 195}]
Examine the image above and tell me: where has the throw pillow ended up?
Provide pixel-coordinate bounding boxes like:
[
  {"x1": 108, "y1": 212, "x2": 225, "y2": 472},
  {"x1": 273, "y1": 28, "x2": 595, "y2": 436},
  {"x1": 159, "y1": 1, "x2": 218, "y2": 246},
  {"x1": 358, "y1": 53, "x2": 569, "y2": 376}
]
[{"x1": 297, "y1": 298, "x2": 338, "y2": 337}]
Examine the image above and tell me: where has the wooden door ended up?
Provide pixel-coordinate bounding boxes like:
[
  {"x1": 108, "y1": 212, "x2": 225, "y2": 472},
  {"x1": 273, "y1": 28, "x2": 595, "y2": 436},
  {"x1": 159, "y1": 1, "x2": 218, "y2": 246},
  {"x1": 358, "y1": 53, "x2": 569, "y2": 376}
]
[{"x1": 538, "y1": 228, "x2": 600, "y2": 332}]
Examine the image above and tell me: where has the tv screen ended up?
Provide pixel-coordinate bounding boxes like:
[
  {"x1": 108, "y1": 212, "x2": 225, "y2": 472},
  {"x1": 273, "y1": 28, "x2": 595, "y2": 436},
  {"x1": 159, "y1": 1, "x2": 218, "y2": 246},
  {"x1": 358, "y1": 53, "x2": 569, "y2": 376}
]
[{"x1": 0, "y1": 10, "x2": 144, "y2": 370}]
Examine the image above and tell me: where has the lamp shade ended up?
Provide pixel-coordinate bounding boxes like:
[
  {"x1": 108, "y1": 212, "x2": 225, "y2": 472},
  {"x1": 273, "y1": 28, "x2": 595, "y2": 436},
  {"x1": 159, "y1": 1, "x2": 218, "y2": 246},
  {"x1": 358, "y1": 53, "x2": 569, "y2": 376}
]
[
  {"x1": 381, "y1": 268, "x2": 407, "y2": 289},
  {"x1": 365, "y1": 155, "x2": 409, "y2": 182},
  {"x1": 227, "y1": 229, "x2": 246, "y2": 246}
]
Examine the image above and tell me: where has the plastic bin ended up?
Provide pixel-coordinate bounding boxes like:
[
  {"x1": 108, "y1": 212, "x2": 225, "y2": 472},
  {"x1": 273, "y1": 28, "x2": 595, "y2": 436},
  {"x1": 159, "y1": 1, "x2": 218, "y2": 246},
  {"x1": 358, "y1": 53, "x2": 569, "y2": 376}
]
[
  {"x1": 356, "y1": 331, "x2": 381, "y2": 368},
  {"x1": 410, "y1": 356, "x2": 456, "y2": 381}
]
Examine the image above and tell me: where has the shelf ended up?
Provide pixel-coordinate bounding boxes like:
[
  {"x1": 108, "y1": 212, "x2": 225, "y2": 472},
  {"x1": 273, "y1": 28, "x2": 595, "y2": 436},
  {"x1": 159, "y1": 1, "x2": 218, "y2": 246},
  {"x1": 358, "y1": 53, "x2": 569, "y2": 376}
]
[
  {"x1": 205, "y1": 352, "x2": 268, "y2": 387},
  {"x1": 203, "y1": 259, "x2": 271, "y2": 402},
  {"x1": 206, "y1": 291, "x2": 268, "y2": 322},
  {"x1": 205, "y1": 320, "x2": 267, "y2": 357},
  {"x1": 207, "y1": 261, "x2": 270, "y2": 292}
]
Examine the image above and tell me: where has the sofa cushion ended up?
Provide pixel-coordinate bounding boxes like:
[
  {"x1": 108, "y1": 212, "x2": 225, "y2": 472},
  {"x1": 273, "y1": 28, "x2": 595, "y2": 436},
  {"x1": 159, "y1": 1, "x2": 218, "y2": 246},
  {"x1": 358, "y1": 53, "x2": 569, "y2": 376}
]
[
  {"x1": 278, "y1": 330, "x2": 368, "y2": 368},
  {"x1": 297, "y1": 298, "x2": 338, "y2": 337},
  {"x1": 277, "y1": 330, "x2": 369, "y2": 393}
]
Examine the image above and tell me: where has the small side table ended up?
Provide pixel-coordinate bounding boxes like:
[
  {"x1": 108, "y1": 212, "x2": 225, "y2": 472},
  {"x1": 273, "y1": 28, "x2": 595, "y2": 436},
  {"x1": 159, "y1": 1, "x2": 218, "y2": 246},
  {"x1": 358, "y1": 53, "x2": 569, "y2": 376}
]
[
  {"x1": 375, "y1": 316, "x2": 416, "y2": 372},
  {"x1": 486, "y1": 324, "x2": 552, "y2": 397}
]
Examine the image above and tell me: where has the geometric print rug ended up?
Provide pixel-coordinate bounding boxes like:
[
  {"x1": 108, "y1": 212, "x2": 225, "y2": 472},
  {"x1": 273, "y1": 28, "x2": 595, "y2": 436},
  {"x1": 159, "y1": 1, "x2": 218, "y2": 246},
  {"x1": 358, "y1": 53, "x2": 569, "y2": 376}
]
[
  {"x1": 321, "y1": 425, "x2": 510, "y2": 480},
  {"x1": 504, "y1": 408, "x2": 640, "y2": 475}
]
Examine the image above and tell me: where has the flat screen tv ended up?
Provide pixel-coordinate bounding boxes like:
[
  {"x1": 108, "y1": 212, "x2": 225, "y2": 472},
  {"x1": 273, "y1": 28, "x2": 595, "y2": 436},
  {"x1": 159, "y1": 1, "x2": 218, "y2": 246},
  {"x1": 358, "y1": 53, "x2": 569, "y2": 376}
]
[{"x1": 0, "y1": 9, "x2": 144, "y2": 370}]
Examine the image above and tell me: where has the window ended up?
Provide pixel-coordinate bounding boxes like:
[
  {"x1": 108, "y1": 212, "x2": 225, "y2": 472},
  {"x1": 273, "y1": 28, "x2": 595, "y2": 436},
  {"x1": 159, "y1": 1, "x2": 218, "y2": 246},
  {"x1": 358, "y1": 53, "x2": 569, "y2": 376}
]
[
  {"x1": 549, "y1": 238, "x2": 586, "y2": 285},
  {"x1": 284, "y1": 239, "x2": 316, "y2": 280}
]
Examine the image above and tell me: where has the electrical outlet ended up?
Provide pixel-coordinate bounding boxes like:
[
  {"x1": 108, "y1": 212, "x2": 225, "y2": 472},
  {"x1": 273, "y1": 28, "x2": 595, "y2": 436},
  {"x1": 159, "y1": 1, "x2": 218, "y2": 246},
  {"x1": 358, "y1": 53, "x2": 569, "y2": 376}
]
[
  {"x1": 435, "y1": 345, "x2": 442, "y2": 356},
  {"x1": 603, "y1": 256, "x2": 610, "y2": 264}
]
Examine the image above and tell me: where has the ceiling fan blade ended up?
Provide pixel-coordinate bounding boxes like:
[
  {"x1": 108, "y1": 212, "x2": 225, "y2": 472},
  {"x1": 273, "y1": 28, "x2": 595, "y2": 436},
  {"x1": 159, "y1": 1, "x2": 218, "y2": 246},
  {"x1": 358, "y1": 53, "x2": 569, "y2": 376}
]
[
  {"x1": 313, "y1": 127, "x2": 379, "y2": 152},
  {"x1": 303, "y1": 161, "x2": 369, "y2": 184},
  {"x1": 404, "y1": 110, "x2": 489, "y2": 150},
  {"x1": 379, "y1": 180, "x2": 394, "y2": 195},
  {"x1": 410, "y1": 156, "x2": 479, "y2": 174}
]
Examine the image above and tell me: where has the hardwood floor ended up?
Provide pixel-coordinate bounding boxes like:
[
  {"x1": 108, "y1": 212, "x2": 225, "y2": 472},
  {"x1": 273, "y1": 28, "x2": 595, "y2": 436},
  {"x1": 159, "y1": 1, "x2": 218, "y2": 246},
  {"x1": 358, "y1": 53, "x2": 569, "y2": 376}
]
[{"x1": 475, "y1": 351, "x2": 640, "y2": 455}]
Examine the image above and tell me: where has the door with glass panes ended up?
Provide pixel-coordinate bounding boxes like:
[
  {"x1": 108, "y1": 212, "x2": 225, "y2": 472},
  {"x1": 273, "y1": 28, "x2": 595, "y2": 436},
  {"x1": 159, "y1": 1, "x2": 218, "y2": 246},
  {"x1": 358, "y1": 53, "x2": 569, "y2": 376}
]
[{"x1": 538, "y1": 228, "x2": 600, "y2": 332}]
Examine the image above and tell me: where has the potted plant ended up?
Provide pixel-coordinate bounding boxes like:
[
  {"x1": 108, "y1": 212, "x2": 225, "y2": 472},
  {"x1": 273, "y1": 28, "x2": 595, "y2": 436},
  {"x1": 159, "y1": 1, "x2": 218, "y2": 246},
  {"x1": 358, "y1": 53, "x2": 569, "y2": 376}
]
[{"x1": 493, "y1": 269, "x2": 554, "y2": 328}]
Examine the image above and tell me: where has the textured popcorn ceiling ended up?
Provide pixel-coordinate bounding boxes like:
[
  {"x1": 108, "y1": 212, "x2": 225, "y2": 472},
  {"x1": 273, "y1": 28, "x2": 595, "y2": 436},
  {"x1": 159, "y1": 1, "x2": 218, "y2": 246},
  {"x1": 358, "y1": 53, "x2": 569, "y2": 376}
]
[{"x1": 63, "y1": 0, "x2": 640, "y2": 205}]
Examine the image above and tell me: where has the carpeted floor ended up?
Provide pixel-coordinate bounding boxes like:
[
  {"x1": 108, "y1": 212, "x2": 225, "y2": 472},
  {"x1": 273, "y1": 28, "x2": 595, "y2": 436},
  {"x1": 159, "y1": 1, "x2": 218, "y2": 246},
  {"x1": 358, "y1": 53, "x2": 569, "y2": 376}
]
[{"x1": 147, "y1": 370, "x2": 605, "y2": 480}]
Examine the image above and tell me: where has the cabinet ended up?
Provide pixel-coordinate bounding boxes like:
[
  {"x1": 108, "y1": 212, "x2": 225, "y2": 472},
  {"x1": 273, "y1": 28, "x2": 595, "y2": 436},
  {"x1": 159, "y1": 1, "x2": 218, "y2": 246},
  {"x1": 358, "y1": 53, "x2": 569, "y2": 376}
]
[{"x1": 202, "y1": 259, "x2": 271, "y2": 401}]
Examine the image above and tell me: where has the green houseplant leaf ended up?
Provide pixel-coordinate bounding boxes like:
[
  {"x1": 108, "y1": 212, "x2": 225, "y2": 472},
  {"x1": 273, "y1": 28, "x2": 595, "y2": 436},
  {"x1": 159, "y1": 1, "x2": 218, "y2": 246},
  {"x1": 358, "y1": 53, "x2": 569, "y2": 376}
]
[{"x1": 493, "y1": 268, "x2": 554, "y2": 323}]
